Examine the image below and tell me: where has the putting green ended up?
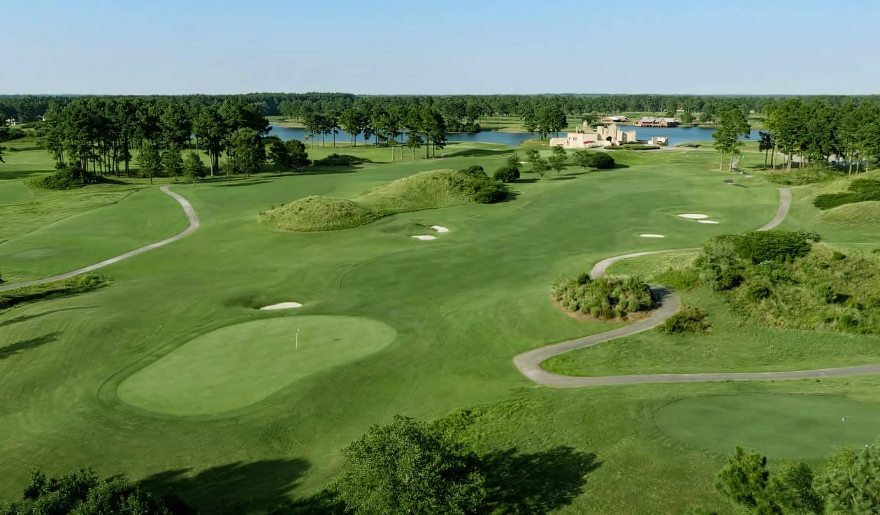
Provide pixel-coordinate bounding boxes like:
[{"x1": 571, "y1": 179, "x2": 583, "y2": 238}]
[
  {"x1": 116, "y1": 316, "x2": 397, "y2": 417},
  {"x1": 655, "y1": 394, "x2": 880, "y2": 459}
]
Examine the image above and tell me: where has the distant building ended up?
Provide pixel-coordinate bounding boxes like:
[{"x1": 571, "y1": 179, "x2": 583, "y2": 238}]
[
  {"x1": 4, "y1": 118, "x2": 17, "y2": 126},
  {"x1": 549, "y1": 121, "x2": 638, "y2": 149},
  {"x1": 637, "y1": 117, "x2": 680, "y2": 128},
  {"x1": 601, "y1": 115, "x2": 629, "y2": 123},
  {"x1": 649, "y1": 136, "x2": 669, "y2": 146}
]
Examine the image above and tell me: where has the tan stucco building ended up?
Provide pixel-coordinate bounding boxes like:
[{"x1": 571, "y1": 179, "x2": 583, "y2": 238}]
[{"x1": 549, "y1": 121, "x2": 638, "y2": 149}]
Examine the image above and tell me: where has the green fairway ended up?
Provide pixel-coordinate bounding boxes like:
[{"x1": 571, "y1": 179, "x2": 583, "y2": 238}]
[
  {"x1": 3, "y1": 140, "x2": 880, "y2": 514},
  {"x1": 655, "y1": 394, "x2": 880, "y2": 458},
  {"x1": 116, "y1": 316, "x2": 397, "y2": 417}
]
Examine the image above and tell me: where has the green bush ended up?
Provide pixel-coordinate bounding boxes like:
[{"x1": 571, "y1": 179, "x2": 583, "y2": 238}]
[
  {"x1": 457, "y1": 166, "x2": 506, "y2": 203},
  {"x1": 814, "y1": 179, "x2": 880, "y2": 210},
  {"x1": 492, "y1": 165, "x2": 520, "y2": 183},
  {"x1": 312, "y1": 153, "x2": 371, "y2": 166},
  {"x1": 657, "y1": 306, "x2": 710, "y2": 334},
  {"x1": 27, "y1": 164, "x2": 98, "y2": 190},
  {"x1": 733, "y1": 231, "x2": 812, "y2": 264},
  {"x1": 590, "y1": 153, "x2": 616, "y2": 169},
  {"x1": 552, "y1": 275, "x2": 654, "y2": 319}
]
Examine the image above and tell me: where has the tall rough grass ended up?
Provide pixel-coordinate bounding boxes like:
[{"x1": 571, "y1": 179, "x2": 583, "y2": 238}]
[{"x1": 552, "y1": 275, "x2": 654, "y2": 320}]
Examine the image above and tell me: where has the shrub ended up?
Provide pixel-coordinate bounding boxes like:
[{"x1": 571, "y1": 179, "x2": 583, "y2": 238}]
[
  {"x1": 733, "y1": 231, "x2": 812, "y2": 264},
  {"x1": 552, "y1": 275, "x2": 654, "y2": 319},
  {"x1": 27, "y1": 163, "x2": 98, "y2": 190},
  {"x1": 492, "y1": 165, "x2": 520, "y2": 183},
  {"x1": 657, "y1": 306, "x2": 710, "y2": 334},
  {"x1": 591, "y1": 153, "x2": 616, "y2": 169},
  {"x1": 814, "y1": 179, "x2": 880, "y2": 210},
  {"x1": 312, "y1": 153, "x2": 371, "y2": 166},
  {"x1": 457, "y1": 166, "x2": 506, "y2": 203},
  {"x1": 764, "y1": 169, "x2": 835, "y2": 186}
]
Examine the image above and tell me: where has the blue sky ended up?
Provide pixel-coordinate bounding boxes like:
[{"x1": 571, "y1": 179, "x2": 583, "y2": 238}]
[{"x1": 2, "y1": 0, "x2": 877, "y2": 95}]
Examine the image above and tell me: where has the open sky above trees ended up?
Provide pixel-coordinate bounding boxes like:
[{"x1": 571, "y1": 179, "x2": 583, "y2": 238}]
[{"x1": 1, "y1": 0, "x2": 877, "y2": 95}]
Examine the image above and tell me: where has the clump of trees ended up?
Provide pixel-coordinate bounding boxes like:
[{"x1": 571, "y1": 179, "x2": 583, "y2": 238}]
[
  {"x1": 713, "y1": 444, "x2": 880, "y2": 515},
  {"x1": 552, "y1": 273, "x2": 654, "y2": 320},
  {"x1": 663, "y1": 231, "x2": 880, "y2": 334},
  {"x1": 457, "y1": 166, "x2": 507, "y2": 203},
  {"x1": 761, "y1": 99, "x2": 880, "y2": 173},
  {"x1": 712, "y1": 107, "x2": 752, "y2": 171},
  {"x1": 0, "y1": 468, "x2": 191, "y2": 515},
  {"x1": 571, "y1": 150, "x2": 615, "y2": 170}
]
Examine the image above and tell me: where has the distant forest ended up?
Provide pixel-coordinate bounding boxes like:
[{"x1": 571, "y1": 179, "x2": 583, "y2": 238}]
[{"x1": 2, "y1": 93, "x2": 879, "y2": 125}]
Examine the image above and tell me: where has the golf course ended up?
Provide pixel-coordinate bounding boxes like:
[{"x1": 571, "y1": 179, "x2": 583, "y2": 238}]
[{"x1": 3, "y1": 128, "x2": 880, "y2": 514}]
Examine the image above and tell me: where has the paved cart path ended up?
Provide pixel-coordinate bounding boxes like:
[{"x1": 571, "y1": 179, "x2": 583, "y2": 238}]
[
  {"x1": 0, "y1": 186, "x2": 199, "y2": 292},
  {"x1": 512, "y1": 188, "x2": 880, "y2": 387}
]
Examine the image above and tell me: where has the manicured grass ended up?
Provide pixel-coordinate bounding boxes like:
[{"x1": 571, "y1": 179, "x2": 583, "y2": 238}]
[
  {"x1": 0, "y1": 186, "x2": 189, "y2": 282},
  {"x1": 655, "y1": 394, "x2": 880, "y2": 458},
  {"x1": 818, "y1": 200, "x2": 880, "y2": 226},
  {"x1": 116, "y1": 316, "x2": 397, "y2": 417},
  {"x1": 3, "y1": 142, "x2": 878, "y2": 514}
]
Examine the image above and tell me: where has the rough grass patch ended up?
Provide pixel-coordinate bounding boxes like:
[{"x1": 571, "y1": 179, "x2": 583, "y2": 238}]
[
  {"x1": 552, "y1": 275, "x2": 654, "y2": 320},
  {"x1": 259, "y1": 196, "x2": 380, "y2": 232},
  {"x1": 657, "y1": 306, "x2": 710, "y2": 334}
]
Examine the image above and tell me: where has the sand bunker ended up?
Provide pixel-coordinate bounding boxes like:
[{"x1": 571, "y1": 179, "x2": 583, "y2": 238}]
[
  {"x1": 698, "y1": 220, "x2": 720, "y2": 225},
  {"x1": 412, "y1": 235, "x2": 437, "y2": 241},
  {"x1": 640, "y1": 234, "x2": 665, "y2": 238},
  {"x1": 431, "y1": 225, "x2": 449, "y2": 233},
  {"x1": 678, "y1": 214, "x2": 709, "y2": 219},
  {"x1": 260, "y1": 302, "x2": 303, "y2": 310}
]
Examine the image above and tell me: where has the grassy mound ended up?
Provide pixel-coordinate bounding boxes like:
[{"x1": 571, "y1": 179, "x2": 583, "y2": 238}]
[
  {"x1": 552, "y1": 273, "x2": 654, "y2": 320},
  {"x1": 817, "y1": 201, "x2": 880, "y2": 226},
  {"x1": 260, "y1": 196, "x2": 380, "y2": 232},
  {"x1": 814, "y1": 178, "x2": 880, "y2": 210},
  {"x1": 263, "y1": 169, "x2": 505, "y2": 232}
]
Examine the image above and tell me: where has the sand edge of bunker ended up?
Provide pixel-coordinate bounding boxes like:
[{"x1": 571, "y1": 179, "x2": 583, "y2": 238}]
[{"x1": 106, "y1": 315, "x2": 398, "y2": 420}]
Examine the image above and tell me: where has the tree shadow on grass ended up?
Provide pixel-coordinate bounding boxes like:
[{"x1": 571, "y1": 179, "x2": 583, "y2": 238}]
[
  {"x1": 0, "y1": 332, "x2": 61, "y2": 360},
  {"x1": 0, "y1": 307, "x2": 93, "y2": 329},
  {"x1": 481, "y1": 446, "x2": 601, "y2": 514},
  {"x1": 212, "y1": 179, "x2": 276, "y2": 188},
  {"x1": 141, "y1": 459, "x2": 311, "y2": 515}
]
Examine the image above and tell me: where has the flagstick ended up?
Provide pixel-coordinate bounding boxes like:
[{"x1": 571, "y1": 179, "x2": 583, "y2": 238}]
[{"x1": 296, "y1": 329, "x2": 299, "y2": 349}]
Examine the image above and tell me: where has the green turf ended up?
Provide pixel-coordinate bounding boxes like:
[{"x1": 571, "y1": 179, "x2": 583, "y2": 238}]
[
  {"x1": 116, "y1": 316, "x2": 397, "y2": 417},
  {"x1": 655, "y1": 394, "x2": 880, "y2": 458},
  {"x1": 3, "y1": 142, "x2": 879, "y2": 514},
  {"x1": 818, "y1": 200, "x2": 880, "y2": 226},
  {"x1": 0, "y1": 187, "x2": 188, "y2": 282}
]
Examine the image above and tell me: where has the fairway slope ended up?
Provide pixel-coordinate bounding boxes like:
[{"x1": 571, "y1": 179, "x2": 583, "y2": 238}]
[{"x1": 0, "y1": 186, "x2": 199, "y2": 292}]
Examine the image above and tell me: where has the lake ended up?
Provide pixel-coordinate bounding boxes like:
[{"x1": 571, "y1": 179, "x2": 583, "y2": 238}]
[{"x1": 268, "y1": 125, "x2": 761, "y2": 148}]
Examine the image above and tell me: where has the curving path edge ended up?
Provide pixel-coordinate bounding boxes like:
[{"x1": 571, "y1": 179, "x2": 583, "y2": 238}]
[
  {"x1": 0, "y1": 186, "x2": 199, "y2": 293},
  {"x1": 511, "y1": 187, "x2": 880, "y2": 387}
]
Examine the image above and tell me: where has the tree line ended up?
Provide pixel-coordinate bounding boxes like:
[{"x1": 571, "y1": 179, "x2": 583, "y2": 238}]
[
  {"x1": 710, "y1": 100, "x2": 880, "y2": 173},
  {"x1": 5, "y1": 93, "x2": 880, "y2": 126}
]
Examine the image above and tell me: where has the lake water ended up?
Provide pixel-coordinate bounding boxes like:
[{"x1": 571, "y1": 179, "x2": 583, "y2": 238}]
[{"x1": 269, "y1": 125, "x2": 761, "y2": 148}]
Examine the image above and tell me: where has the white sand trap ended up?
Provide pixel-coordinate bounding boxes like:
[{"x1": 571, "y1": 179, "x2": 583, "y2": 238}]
[
  {"x1": 260, "y1": 302, "x2": 303, "y2": 310},
  {"x1": 698, "y1": 220, "x2": 720, "y2": 224},
  {"x1": 640, "y1": 234, "x2": 665, "y2": 238},
  {"x1": 412, "y1": 235, "x2": 437, "y2": 241},
  {"x1": 431, "y1": 226, "x2": 449, "y2": 233},
  {"x1": 678, "y1": 214, "x2": 709, "y2": 219}
]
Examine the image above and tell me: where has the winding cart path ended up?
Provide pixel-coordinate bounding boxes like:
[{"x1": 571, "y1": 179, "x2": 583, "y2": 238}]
[
  {"x1": 511, "y1": 188, "x2": 880, "y2": 386},
  {"x1": 0, "y1": 186, "x2": 199, "y2": 293}
]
